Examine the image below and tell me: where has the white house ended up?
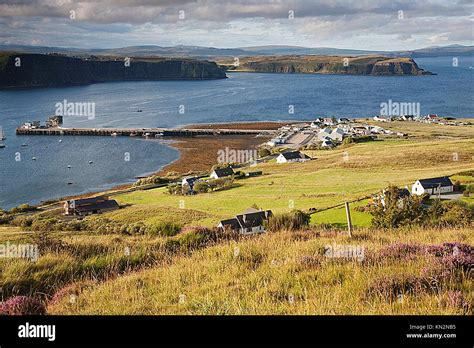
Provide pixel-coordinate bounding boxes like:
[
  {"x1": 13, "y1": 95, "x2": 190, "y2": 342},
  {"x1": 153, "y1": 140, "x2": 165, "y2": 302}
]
[
  {"x1": 323, "y1": 117, "x2": 335, "y2": 126},
  {"x1": 317, "y1": 128, "x2": 332, "y2": 140},
  {"x1": 276, "y1": 151, "x2": 311, "y2": 163},
  {"x1": 373, "y1": 116, "x2": 390, "y2": 122},
  {"x1": 267, "y1": 137, "x2": 286, "y2": 147},
  {"x1": 181, "y1": 176, "x2": 202, "y2": 190},
  {"x1": 210, "y1": 167, "x2": 234, "y2": 179},
  {"x1": 321, "y1": 138, "x2": 335, "y2": 148},
  {"x1": 217, "y1": 208, "x2": 273, "y2": 234},
  {"x1": 412, "y1": 176, "x2": 454, "y2": 196},
  {"x1": 330, "y1": 128, "x2": 345, "y2": 141}
]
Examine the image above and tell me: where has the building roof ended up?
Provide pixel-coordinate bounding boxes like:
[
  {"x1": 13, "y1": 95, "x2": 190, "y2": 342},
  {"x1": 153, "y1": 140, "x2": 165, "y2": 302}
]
[
  {"x1": 182, "y1": 176, "x2": 202, "y2": 186},
  {"x1": 280, "y1": 151, "x2": 310, "y2": 160},
  {"x1": 417, "y1": 176, "x2": 453, "y2": 189},
  {"x1": 399, "y1": 188, "x2": 411, "y2": 197},
  {"x1": 212, "y1": 167, "x2": 235, "y2": 178},
  {"x1": 218, "y1": 209, "x2": 273, "y2": 230},
  {"x1": 218, "y1": 218, "x2": 241, "y2": 230},
  {"x1": 71, "y1": 197, "x2": 119, "y2": 213},
  {"x1": 235, "y1": 210, "x2": 273, "y2": 229},
  {"x1": 332, "y1": 128, "x2": 345, "y2": 135},
  {"x1": 70, "y1": 196, "x2": 108, "y2": 206},
  {"x1": 319, "y1": 127, "x2": 332, "y2": 134}
]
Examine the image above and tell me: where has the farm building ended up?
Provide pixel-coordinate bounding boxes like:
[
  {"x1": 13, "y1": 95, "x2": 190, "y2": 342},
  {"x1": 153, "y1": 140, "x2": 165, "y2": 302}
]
[
  {"x1": 210, "y1": 167, "x2": 235, "y2": 179},
  {"x1": 217, "y1": 208, "x2": 273, "y2": 234},
  {"x1": 412, "y1": 176, "x2": 454, "y2": 195},
  {"x1": 64, "y1": 196, "x2": 119, "y2": 216},
  {"x1": 276, "y1": 151, "x2": 311, "y2": 163}
]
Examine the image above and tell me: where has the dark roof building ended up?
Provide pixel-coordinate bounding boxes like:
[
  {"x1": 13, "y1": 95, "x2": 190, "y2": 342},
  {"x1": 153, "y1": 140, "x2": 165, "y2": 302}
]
[
  {"x1": 181, "y1": 176, "x2": 203, "y2": 189},
  {"x1": 211, "y1": 167, "x2": 235, "y2": 178},
  {"x1": 418, "y1": 176, "x2": 453, "y2": 189},
  {"x1": 277, "y1": 151, "x2": 311, "y2": 163},
  {"x1": 218, "y1": 208, "x2": 273, "y2": 234},
  {"x1": 64, "y1": 196, "x2": 119, "y2": 216}
]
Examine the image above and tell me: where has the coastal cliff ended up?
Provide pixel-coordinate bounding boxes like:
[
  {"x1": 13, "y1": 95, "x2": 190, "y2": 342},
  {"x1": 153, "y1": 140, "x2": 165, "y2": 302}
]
[
  {"x1": 0, "y1": 53, "x2": 227, "y2": 88},
  {"x1": 222, "y1": 55, "x2": 432, "y2": 75}
]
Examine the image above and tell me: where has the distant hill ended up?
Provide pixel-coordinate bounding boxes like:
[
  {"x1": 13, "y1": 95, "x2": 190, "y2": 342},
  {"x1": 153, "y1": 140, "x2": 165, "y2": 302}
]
[
  {"x1": 220, "y1": 55, "x2": 433, "y2": 76},
  {"x1": 0, "y1": 54, "x2": 227, "y2": 89},
  {"x1": 393, "y1": 45, "x2": 474, "y2": 58},
  {"x1": 0, "y1": 44, "x2": 472, "y2": 59}
]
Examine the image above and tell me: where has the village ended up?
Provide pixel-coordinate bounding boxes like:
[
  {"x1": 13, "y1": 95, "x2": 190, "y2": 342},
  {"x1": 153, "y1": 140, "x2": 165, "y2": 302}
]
[
  {"x1": 265, "y1": 114, "x2": 467, "y2": 150},
  {"x1": 10, "y1": 113, "x2": 472, "y2": 237}
]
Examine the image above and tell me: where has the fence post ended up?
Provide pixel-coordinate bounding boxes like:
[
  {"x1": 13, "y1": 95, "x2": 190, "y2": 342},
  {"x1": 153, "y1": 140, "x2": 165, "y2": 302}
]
[{"x1": 345, "y1": 202, "x2": 352, "y2": 238}]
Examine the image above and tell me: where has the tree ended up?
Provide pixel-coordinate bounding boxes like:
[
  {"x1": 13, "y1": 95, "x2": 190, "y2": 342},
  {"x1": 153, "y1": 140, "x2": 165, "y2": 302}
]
[{"x1": 370, "y1": 186, "x2": 425, "y2": 228}]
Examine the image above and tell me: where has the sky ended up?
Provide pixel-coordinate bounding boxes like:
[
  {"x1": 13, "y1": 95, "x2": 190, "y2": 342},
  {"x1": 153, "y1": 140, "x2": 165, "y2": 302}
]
[{"x1": 0, "y1": 0, "x2": 473, "y2": 50}]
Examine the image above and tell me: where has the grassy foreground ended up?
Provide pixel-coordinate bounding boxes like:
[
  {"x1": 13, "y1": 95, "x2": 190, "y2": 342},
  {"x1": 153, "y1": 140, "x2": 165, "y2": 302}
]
[{"x1": 48, "y1": 226, "x2": 473, "y2": 315}]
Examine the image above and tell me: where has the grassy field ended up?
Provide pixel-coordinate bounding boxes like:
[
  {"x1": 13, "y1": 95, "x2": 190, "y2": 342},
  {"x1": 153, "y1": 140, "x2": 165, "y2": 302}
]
[
  {"x1": 96, "y1": 135, "x2": 474, "y2": 228},
  {"x1": 48, "y1": 226, "x2": 473, "y2": 315},
  {"x1": 0, "y1": 121, "x2": 473, "y2": 315}
]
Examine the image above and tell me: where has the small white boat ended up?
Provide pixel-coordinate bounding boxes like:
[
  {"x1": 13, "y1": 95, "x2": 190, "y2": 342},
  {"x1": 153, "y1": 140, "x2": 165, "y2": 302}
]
[
  {"x1": 111, "y1": 132, "x2": 118, "y2": 137},
  {"x1": 0, "y1": 129, "x2": 6, "y2": 141},
  {"x1": 0, "y1": 143, "x2": 5, "y2": 149},
  {"x1": 21, "y1": 143, "x2": 28, "y2": 147},
  {"x1": 32, "y1": 157, "x2": 37, "y2": 161},
  {"x1": 67, "y1": 165, "x2": 72, "y2": 169},
  {"x1": 88, "y1": 161, "x2": 93, "y2": 164},
  {"x1": 58, "y1": 139, "x2": 63, "y2": 143}
]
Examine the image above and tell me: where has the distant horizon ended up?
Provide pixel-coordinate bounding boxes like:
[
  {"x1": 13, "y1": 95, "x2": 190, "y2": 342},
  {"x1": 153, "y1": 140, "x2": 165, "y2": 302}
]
[
  {"x1": 1, "y1": 43, "x2": 472, "y2": 52},
  {"x1": 0, "y1": 1, "x2": 472, "y2": 51}
]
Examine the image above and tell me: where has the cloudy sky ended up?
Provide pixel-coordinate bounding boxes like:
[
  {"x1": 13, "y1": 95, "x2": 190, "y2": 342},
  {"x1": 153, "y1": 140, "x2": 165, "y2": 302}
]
[{"x1": 0, "y1": 0, "x2": 472, "y2": 50}]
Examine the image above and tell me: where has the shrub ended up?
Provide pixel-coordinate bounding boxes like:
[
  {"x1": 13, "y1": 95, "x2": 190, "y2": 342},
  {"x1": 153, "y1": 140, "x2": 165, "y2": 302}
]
[
  {"x1": 193, "y1": 180, "x2": 210, "y2": 193},
  {"x1": 30, "y1": 218, "x2": 59, "y2": 232},
  {"x1": 9, "y1": 203, "x2": 37, "y2": 214},
  {"x1": 133, "y1": 175, "x2": 170, "y2": 187},
  {"x1": 266, "y1": 210, "x2": 311, "y2": 231},
  {"x1": 30, "y1": 232, "x2": 69, "y2": 254},
  {"x1": 258, "y1": 148, "x2": 271, "y2": 157},
  {"x1": 369, "y1": 186, "x2": 426, "y2": 228},
  {"x1": 427, "y1": 200, "x2": 474, "y2": 227},
  {"x1": 0, "y1": 213, "x2": 13, "y2": 225},
  {"x1": 148, "y1": 221, "x2": 182, "y2": 237},
  {"x1": 342, "y1": 137, "x2": 354, "y2": 145},
  {"x1": 167, "y1": 183, "x2": 187, "y2": 195},
  {"x1": 0, "y1": 296, "x2": 46, "y2": 315}
]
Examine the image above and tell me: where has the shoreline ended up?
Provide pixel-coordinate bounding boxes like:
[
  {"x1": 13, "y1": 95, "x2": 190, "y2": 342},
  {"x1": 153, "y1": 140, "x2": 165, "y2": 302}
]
[{"x1": 24, "y1": 121, "x2": 278, "y2": 208}]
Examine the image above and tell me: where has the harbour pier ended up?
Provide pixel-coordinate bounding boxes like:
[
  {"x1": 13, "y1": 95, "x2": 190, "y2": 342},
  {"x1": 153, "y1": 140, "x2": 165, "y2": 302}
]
[{"x1": 16, "y1": 127, "x2": 276, "y2": 137}]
